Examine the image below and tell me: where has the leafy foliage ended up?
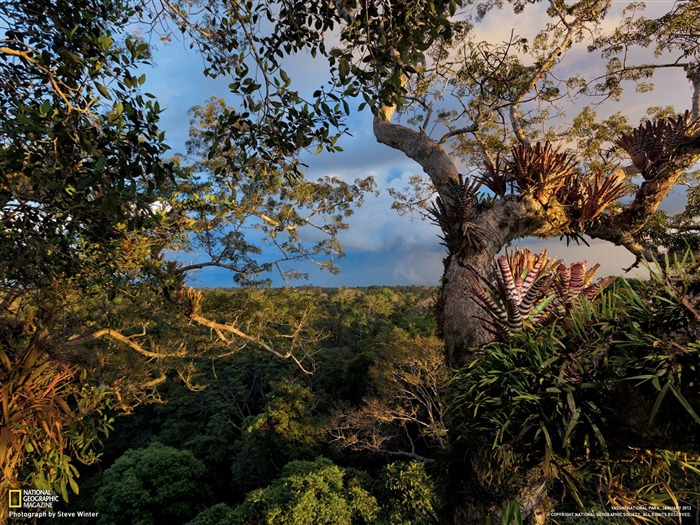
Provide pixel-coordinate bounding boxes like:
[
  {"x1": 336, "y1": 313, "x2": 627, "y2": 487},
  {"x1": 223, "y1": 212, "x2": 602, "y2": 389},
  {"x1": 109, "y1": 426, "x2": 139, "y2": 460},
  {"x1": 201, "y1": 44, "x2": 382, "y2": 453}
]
[
  {"x1": 377, "y1": 461, "x2": 440, "y2": 525},
  {"x1": 46, "y1": 282, "x2": 698, "y2": 524},
  {"x1": 177, "y1": 98, "x2": 377, "y2": 284},
  {"x1": 185, "y1": 503, "x2": 237, "y2": 525},
  {"x1": 0, "y1": 346, "x2": 112, "y2": 500},
  {"x1": 449, "y1": 254, "x2": 700, "y2": 521},
  {"x1": 3, "y1": 1, "x2": 700, "y2": 524},
  {"x1": 94, "y1": 442, "x2": 207, "y2": 525},
  {"x1": 52, "y1": 287, "x2": 442, "y2": 523},
  {"x1": 232, "y1": 380, "x2": 325, "y2": 490},
  {"x1": 428, "y1": 175, "x2": 489, "y2": 252},
  {"x1": 231, "y1": 457, "x2": 379, "y2": 525},
  {"x1": 507, "y1": 142, "x2": 577, "y2": 204},
  {"x1": 0, "y1": 0, "x2": 173, "y2": 288},
  {"x1": 2, "y1": 0, "x2": 434, "y2": 506}
]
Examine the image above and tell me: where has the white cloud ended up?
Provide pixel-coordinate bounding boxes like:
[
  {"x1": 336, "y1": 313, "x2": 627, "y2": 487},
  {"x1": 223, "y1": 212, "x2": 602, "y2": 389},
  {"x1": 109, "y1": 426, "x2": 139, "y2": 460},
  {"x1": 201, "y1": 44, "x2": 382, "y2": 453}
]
[
  {"x1": 393, "y1": 247, "x2": 445, "y2": 285},
  {"x1": 333, "y1": 166, "x2": 440, "y2": 252}
]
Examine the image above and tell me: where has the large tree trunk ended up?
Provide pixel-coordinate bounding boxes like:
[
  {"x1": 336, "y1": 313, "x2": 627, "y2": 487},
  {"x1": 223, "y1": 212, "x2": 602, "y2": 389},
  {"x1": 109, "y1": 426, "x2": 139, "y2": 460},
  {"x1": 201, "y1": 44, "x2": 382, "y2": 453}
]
[
  {"x1": 439, "y1": 199, "x2": 524, "y2": 365},
  {"x1": 373, "y1": 110, "x2": 529, "y2": 363},
  {"x1": 439, "y1": 252, "x2": 492, "y2": 366}
]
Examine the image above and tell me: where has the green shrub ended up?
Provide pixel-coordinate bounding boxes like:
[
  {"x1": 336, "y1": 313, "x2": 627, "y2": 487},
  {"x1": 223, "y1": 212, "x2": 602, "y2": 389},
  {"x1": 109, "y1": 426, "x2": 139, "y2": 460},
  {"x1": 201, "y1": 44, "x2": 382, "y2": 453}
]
[
  {"x1": 378, "y1": 461, "x2": 439, "y2": 525},
  {"x1": 186, "y1": 503, "x2": 236, "y2": 525},
  {"x1": 95, "y1": 442, "x2": 207, "y2": 525},
  {"x1": 448, "y1": 256, "x2": 700, "y2": 521},
  {"x1": 232, "y1": 457, "x2": 378, "y2": 525}
]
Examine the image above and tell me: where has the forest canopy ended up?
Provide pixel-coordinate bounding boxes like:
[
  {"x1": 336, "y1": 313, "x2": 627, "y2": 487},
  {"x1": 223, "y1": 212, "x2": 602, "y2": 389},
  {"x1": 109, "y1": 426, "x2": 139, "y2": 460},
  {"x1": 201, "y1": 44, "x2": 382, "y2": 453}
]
[{"x1": 2, "y1": 0, "x2": 700, "y2": 523}]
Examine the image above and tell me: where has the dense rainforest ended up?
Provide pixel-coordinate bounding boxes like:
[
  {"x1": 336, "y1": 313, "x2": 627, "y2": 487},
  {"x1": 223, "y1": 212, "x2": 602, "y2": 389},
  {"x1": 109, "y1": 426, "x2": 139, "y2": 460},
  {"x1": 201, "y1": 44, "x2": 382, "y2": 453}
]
[
  {"x1": 40, "y1": 286, "x2": 444, "y2": 525},
  {"x1": 13, "y1": 274, "x2": 700, "y2": 524},
  {"x1": 2, "y1": 0, "x2": 700, "y2": 523}
]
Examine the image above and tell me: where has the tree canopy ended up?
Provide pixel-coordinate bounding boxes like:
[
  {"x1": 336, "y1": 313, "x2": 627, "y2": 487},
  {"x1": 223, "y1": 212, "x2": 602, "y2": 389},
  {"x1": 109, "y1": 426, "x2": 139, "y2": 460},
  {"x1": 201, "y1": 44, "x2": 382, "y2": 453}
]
[{"x1": 2, "y1": 0, "x2": 700, "y2": 523}]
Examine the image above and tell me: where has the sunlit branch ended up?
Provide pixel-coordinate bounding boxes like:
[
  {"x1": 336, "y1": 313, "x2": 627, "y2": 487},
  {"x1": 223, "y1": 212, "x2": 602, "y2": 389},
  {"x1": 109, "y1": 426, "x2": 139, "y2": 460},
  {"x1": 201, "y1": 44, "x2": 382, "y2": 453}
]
[
  {"x1": 438, "y1": 123, "x2": 479, "y2": 145},
  {"x1": 1, "y1": 43, "x2": 99, "y2": 117},
  {"x1": 161, "y1": 0, "x2": 214, "y2": 39},
  {"x1": 178, "y1": 261, "x2": 248, "y2": 274},
  {"x1": 180, "y1": 288, "x2": 313, "y2": 374},
  {"x1": 67, "y1": 327, "x2": 187, "y2": 359}
]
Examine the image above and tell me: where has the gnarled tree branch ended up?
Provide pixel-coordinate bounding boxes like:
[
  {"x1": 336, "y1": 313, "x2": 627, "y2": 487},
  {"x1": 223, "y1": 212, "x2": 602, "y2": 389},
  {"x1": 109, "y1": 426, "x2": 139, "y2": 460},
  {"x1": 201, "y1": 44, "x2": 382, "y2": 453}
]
[
  {"x1": 179, "y1": 288, "x2": 314, "y2": 374},
  {"x1": 373, "y1": 105, "x2": 461, "y2": 206},
  {"x1": 66, "y1": 327, "x2": 187, "y2": 359}
]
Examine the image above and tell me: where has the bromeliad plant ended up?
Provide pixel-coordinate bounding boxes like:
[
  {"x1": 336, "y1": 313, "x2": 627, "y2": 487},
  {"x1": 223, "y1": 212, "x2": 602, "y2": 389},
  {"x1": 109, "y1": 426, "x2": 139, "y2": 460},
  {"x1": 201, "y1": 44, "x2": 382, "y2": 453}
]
[
  {"x1": 615, "y1": 111, "x2": 699, "y2": 181},
  {"x1": 469, "y1": 248, "x2": 612, "y2": 337},
  {"x1": 450, "y1": 251, "x2": 700, "y2": 523},
  {"x1": 428, "y1": 175, "x2": 491, "y2": 253},
  {"x1": 477, "y1": 142, "x2": 629, "y2": 237}
]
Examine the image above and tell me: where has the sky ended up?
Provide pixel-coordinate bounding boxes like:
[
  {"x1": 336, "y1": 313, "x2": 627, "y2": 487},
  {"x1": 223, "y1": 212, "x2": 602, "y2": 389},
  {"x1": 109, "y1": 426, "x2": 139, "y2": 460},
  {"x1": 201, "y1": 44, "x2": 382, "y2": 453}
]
[{"x1": 141, "y1": 1, "x2": 693, "y2": 288}]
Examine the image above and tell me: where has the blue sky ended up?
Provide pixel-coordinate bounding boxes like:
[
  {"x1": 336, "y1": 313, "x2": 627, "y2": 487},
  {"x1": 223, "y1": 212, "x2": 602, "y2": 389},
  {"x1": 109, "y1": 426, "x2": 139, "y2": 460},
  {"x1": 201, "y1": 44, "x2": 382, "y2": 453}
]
[{"x1": 142, "y1": 2, "x2": 691, "y2": 287}]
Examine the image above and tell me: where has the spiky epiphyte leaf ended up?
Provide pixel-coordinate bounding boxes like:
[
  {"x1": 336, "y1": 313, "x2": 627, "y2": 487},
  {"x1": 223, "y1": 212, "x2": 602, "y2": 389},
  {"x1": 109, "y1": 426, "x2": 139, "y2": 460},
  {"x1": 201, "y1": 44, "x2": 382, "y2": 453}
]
[
  {"x1": 471, "y1": 249, "x2": 613, "y2": 338},
  {"x1": 480, "y1": 155, "x2": 509, "y2": 197},
  {"x1": 615, "y1": 111, "x2": 697, "y2": 180},
  {"x1": 428, "y1": 196, "x2": 451, "y2": 236},
  {"x1": 551, "y1": 261, "x2": 613, "y2": 316},
  {"x1": 578, "y1": 170, "x2": 629, "y2": 222},
  {"x1": 179, "y1": 287, "x2": 203, "y2": 317},
  {"x1": 560, "y1": 170, "x2": 629, "y2": 228},
  {"x1": 447, "y1": 174, "x2": 482, "y2": 216},
  {"x1": 470, "y1": 249, "x2": 557, "y2": 336},
  {"x1": 506, "y1": 142, "x2": 577, "y2": 204},
  {"x1": 428, "y1": 175, "x2": 486, "y2": 251}
]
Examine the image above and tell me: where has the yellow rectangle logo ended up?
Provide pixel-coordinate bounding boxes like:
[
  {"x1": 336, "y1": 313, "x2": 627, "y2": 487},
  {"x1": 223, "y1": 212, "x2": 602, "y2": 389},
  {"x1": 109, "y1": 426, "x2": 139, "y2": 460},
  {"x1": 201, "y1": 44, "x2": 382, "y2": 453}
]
[{"x1": 9, "y1": 490, "x2": 22, "y2": 508}]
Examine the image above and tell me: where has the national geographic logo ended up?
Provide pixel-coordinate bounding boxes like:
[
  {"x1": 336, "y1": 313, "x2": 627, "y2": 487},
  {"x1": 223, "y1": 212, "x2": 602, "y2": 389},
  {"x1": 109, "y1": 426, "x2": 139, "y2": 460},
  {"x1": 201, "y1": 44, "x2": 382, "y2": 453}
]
[
  {"x1": 7, "y1": 489, "x2": 58, "y2": 509},
  {"x1": 8, "y1": 490, "x2": 21, "y2": 508}
]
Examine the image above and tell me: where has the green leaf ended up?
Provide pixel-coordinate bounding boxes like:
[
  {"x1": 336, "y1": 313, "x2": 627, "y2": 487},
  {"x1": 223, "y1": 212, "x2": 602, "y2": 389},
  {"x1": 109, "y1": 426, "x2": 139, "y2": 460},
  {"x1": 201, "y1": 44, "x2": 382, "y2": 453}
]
[
  {"x1": 95, "y1": 83, "x2": 111, "y2": 99},
  {"x1": 563, "y1": 408, "x2": 581, "y2": 447},
  {"x1": 339, "y1": 57, "x2": 350, "y2": 80},
  {"x1": 280, "y1": 69, "x2": 290, "y2": 85},
  {"x1": 669, "y1": 384, "x2": 700, "y2": 425},
  {"x1": 69, "y1": 476, "x2": 79, "y2": 495},
  {"x1": 97, "y1": 34, "x2": 114, "y2": 50},
  {"x1": 649, "y1": 380, "x2": 670, "y2": 425},
  {"x1": 39, "y1": 100, "x2": 52, "y2": 117}
]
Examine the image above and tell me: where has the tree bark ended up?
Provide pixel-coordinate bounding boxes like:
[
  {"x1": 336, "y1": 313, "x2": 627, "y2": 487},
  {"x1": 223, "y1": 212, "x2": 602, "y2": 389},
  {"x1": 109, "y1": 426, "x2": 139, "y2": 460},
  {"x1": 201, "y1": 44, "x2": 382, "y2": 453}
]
[
  {"x1": 688, "y1": 64, "x2": 700, "y2": 123},
  {"x1": 439, "y1": 199, "x2": 527, "y2": 365},
  {"x1": 373, "y1": 110, "x2": 532, "y2": 364},
  {"x1": 373, "y1": 107, "x2": 460, "y2": 205}
]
